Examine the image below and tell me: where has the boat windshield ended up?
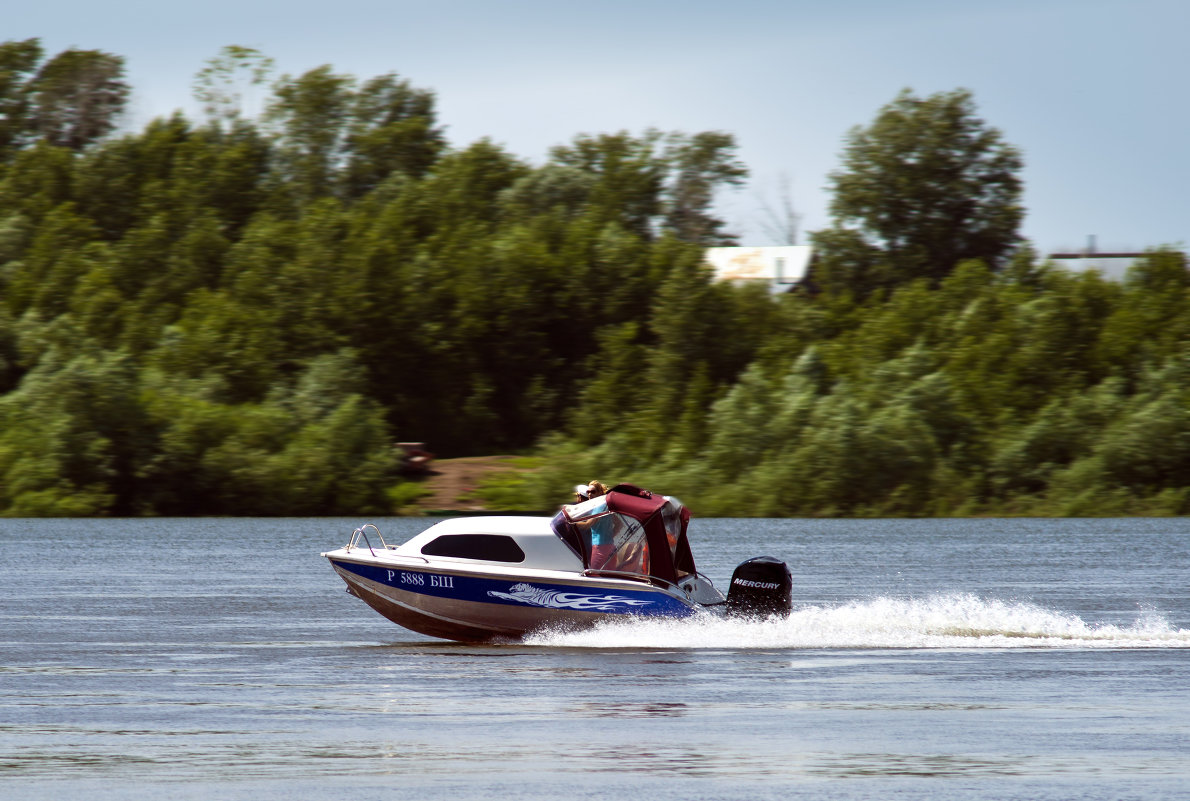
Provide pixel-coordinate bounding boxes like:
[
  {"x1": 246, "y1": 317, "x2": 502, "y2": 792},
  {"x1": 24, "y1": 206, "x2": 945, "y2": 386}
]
[{"x1": 565, "y1": 497, "x2": 651, "y2": 575}]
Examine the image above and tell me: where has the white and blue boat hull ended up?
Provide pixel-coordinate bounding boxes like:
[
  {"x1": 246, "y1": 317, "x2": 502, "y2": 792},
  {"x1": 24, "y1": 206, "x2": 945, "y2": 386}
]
[{"x1": 327, "y1": 554, "x2": 696, "y2": 642}]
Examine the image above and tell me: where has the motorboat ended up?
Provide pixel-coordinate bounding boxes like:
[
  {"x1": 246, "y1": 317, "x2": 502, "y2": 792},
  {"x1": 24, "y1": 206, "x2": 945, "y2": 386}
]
[{"x1": 322, "y1": 483, "x2": 791, "y2": 642}]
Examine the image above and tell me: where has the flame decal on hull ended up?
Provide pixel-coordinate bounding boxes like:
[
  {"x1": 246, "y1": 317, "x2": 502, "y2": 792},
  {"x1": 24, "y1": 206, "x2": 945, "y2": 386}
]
[{"x1": 487, "y1": 582, "x2": 655, "y2": 611}]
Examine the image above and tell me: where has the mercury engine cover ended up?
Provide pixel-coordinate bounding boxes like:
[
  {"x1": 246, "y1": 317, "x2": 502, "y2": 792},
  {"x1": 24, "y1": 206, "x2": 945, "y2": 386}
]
[{"x1": 725, "y1": 556, "x2": 792, "y2": 617}]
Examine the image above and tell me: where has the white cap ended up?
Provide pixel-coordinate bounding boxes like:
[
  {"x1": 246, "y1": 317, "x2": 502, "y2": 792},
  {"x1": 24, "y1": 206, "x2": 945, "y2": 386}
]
[{"x1": 573, "y1": 483, "x2": 590, "y2": 497}]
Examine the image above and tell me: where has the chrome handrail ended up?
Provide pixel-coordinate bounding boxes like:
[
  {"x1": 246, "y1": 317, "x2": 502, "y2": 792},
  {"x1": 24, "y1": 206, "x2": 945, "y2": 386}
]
[
  {"x1": 344, "y1": 524, "x2": 430, "y2": 562},
  {"x1": 346, "y1": 524, "x2": 388, "y2": 556},
  {"x1": 581, "y1": 569, "x2": 683, "y2": 594},
  {"x1": 346, "y1": 526, "x2": 375, "y2": 557}
]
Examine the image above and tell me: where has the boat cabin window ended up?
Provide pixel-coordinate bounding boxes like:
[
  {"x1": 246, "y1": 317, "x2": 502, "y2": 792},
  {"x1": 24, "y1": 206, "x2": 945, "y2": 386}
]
[{"x1": 420, "y1": 534, "x2": 526, "y2": 563}]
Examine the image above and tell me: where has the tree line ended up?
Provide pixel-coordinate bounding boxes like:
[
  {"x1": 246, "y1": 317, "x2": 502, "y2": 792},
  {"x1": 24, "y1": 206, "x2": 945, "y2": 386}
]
[
  {"x1": 0, "y1": 42, "x2": 752, "y2": 515},
  {"x1": 499, "y1": 247, "x2": 1190, "y2": 517},
  {"x1": 476, "y1": 90, "x2": 1190, "y2": 517},
  {"x1": 0, "y1": 40, "x2": 1184, "y2": 517}
]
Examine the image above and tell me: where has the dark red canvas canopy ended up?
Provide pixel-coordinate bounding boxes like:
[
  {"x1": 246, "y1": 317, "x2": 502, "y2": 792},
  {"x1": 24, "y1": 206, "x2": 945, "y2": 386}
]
[{"x1": 551, "y1": 484, "x2": 696, "y2": 585}]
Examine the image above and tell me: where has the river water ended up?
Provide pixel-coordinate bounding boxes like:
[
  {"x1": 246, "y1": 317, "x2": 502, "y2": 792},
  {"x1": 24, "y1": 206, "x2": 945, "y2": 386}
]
[{"x1": 2, "y1": 516, "x2": 1188, "y2": 800}]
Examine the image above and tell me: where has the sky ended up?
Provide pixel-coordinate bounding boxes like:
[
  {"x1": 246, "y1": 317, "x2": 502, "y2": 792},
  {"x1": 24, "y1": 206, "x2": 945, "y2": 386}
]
[{"x1": 8, "y1": 0, "x2": 1188, "y2": 253}]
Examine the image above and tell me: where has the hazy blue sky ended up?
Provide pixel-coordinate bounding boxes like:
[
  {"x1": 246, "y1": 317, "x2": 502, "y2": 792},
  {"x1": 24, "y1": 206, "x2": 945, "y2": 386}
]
[{"x1": 9, "y1": 0, "x2": 1188, "y2": 252}]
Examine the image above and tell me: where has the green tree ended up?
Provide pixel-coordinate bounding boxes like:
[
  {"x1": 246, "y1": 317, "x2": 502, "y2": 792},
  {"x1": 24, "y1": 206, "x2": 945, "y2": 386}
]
[
  {"x1": 138, "y1": 351, "x2": 400, "y2": 515},
  {"x1": 3, "y1": 203, "x2": 98, "y2": 316},
  {"x1": 342, "y1": 73, "x2": 445, "y2": 196},
  {"x1": 0, "y1": 140, "x2": 75, "y2": 222},
  {"x1": 549, "y1": 129, "x2": 747, "y2": 244},
  {"x1": 498, "y1": 164, "x2": 595, "y2": 223},
  {"x1": 266, "y1": 65, "x2": 445, "y2": 207},
  {"x1": 192, "y1": 45, "x2": 275, "y2": 124},
  {"x1": 0, "y1": 303, "x2": 17, "y2": 393},
  {"x1": 662, "y1": 130, "x2": 747, "y2": 244},
  {"x1": 0, "y1": 348, "x2": 150, "y2": 516},
  {"x1": 267, "y1": 65, "x2": 354, "y2": 205},
  {"x1": 550, "y1": 130, "x2": 667, "y2": 238},
  {"x1": 0, "y1": 38, "x2": 42, "y2": 157},
  {"x1": 816, "y1": 88, "x2": 1023, "y2": 293},
  {"x1": 27, "y1": 48, "x2": 130, "y2": 150}
]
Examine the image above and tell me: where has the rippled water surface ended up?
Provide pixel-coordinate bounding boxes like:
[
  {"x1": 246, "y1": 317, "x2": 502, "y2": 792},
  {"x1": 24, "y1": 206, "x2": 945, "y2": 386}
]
[{"x1": 2, "y1": 516, "x2": 1188, "y2": 800}]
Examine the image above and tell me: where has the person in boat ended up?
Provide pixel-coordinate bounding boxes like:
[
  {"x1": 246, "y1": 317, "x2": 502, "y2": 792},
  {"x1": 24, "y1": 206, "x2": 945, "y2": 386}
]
[
  {"x1": 553, "y1": 482, "x2": 695, "y2": 584},
  {"x1": 587, "y1": 481, "x2": 651, "y2": 574},
  {"x1": 568, "y1": 481, "x2": 617, "y2": 570},
  {"x1": 582, "y1": 481, "x2": 617, "y2": 570}
]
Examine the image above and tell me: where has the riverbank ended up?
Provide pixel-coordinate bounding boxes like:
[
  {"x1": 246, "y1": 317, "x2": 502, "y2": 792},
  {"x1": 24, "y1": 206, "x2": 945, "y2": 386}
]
[{"x1": 410, "y1": 455, "x2": 525, "y2": 513}]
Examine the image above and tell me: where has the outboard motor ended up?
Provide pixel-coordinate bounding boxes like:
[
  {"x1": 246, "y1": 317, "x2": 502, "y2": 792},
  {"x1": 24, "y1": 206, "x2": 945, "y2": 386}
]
[{"x1": 725, "y1": 556, "x2": 793, "y2": 617}]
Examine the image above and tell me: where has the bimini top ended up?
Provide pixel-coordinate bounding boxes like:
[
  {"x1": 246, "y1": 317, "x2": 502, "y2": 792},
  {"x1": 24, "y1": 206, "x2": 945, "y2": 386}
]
[{"x1": 551, "y1": 483, "x2": 697, "y2": 585}]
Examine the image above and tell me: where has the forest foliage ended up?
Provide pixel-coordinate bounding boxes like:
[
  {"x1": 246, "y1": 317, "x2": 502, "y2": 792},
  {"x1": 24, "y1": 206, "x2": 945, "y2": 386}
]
[{"x1": 0, "y1": 40, "x2": 1186, "y2": 517}]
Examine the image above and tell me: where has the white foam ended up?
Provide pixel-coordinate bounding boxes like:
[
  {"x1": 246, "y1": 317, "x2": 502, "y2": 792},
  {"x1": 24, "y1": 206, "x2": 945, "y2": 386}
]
[{"x1": 524, "y1": 593, "x2": 1190, "y2": 649}]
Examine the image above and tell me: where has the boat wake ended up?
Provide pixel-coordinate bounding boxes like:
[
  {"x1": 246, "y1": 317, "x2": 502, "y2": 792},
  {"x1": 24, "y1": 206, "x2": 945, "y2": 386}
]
[{"x1": 525, "y1": 593, "x2": 1190, "y2": 649}]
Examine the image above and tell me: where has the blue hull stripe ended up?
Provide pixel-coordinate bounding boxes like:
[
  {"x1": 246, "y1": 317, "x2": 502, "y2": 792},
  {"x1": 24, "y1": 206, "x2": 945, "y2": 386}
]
[{"x1": 331, "y1": 559, "x2": 694, "y2": 617}]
